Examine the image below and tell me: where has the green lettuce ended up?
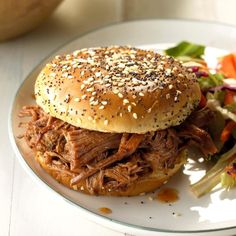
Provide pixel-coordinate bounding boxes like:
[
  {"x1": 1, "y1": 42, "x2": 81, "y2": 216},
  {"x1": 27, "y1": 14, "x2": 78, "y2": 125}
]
[
  {"x1": 221, "y1": 171, "x2": 236, "y2": 189},
  {"x1": 165, "y1": 41, "x2": 205, "y2": 58},
  {"x1": 198, "y1": 73, "x2": 224, "y2": 90}
]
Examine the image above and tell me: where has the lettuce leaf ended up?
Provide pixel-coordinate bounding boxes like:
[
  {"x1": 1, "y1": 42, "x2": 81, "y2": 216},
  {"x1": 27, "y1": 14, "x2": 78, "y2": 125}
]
[
  {"x1": 165, "y1": 41, "x2": 205, "y2": 58},
  {"x1": 221, "y1": 171, "x2": 236, "y2": 189},
  {"x1": 224, "y1": 102, "x2": 236, "y2": 112},
  {"x1": 198, "y1": 73, "x2": 224, "y2": 90}
]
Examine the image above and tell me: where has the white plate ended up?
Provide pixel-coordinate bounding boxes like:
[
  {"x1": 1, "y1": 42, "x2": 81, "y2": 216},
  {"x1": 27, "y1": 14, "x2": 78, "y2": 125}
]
[{"x1": 8, "y1": 20, "x2": 236, "y2": 236}]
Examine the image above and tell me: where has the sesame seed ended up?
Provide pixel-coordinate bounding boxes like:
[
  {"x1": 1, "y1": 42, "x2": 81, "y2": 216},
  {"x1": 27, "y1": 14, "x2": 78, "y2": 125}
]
[
  {"x1": 166, "y1": 94, "x2": 170, "y2": 99},
  {"x1": 73, "y1": 50, "x2": 80, "y2": 56},
  {"x1": 104, "y1": 119, "x2": 109, "y2": 125},
  {"x1": 101, "y1": 101, "x2": 107, "y2": 105},
  {"x1": 90, "y1": 97, "x2": 95, "y2": 102},
  {"x1": 81, "y1": 94, "x2": 87, "y2": 100},
  {"x1": 147, "y1": 108, "x2": 152, "y2": 113},
  {"x1": 173, "y1": 66, "x2": 178, "y2": 72},
  {"x1": 62, "y1": 72, "x2": 68, "y2": 78},
  {"x1": 133, "y1": 113, "x2": 138, "y2": 119},
  {"x1": 88, "y1": 116, "x2": 93, "y2": 121},
  {"x1": 80, "y1": 84, "x2": 85, "y2": 90},
  {"x1": 78, "y1": 58, "x2": 86, "y2": 63},
  {"x1": 90, "y1": 100, "x2": 98, "y2": 106},
  {"x1": 87, "y1": 87, "x2": 94, "y2": 92},
  {"x1": 83, "y1": 80, "x2": 89, "y2": 85},
  {"x1": 118, "y1": 93, "x2": 123, "y2": 98},
  {"x1": 99, "y1": 105, "x2": 105, "y2": 110},
  {"x1": 166, "y1": 68, "x2": 172, "y2": 75},
  {"x1": 118, "y1": 63, "x2": 125, "y2": 68},
  {"x1": 168, "y1": 84, "x2": 173, "y2": 89},
  {"x1": 113, "y1": 88, "x2": 119, "y2": 94},
  {"x1": 139, "y1": 92, "x2": 144, "y2": 97},
  {"x1": 118, "y1": 82, "x2": 124, "y2": 87},
  {"x1": 123, "y1": 99, "x2": 129, "y2": 104},
  {"x1": 95, "y1": 72, "x2": 101, "y2": 77},
  {"x1": 50, "y1": 73, "x2": 56, "y2": 77},
  {"x1": 128, "y1": 105, "x2": 132, "y2": 112},
  {"x1": 74, "y1": 98, "x2": 80, "y2": 102}
]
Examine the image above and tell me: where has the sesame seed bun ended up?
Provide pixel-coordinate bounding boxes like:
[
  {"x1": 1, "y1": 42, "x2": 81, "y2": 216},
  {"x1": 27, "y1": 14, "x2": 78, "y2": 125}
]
[
  {"x1": 35, "y1": 149, "x2": 187, "y2": 196},
  {"x1": 35, "y1": 46, "x2": 201, "y2": 133}
]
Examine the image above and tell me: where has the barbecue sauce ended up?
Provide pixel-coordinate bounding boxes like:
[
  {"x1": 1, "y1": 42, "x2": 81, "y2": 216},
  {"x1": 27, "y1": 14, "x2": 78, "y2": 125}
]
[
  {"x1": 156, "y1": 188, "x2": 179, "y2": 203},
  {"x1": 31, "y1": 93, "x2": 35, "y2": 100},
  {"x1": 99, "y1": 207, "x2": 112, "y2": 214}
]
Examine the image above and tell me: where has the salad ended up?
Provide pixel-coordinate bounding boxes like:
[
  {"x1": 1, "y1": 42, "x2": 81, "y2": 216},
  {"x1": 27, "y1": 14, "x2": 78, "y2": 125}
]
[{"x1": 165, "y1": 41, "x2": 236, "y2": 197}]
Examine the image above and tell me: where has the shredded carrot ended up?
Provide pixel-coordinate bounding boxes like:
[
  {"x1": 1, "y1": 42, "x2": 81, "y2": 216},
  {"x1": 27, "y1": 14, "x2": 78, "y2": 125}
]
[
  {"x1": 224, "y1": 90, "x2": 236, "y2": 105},
  {"x1": 198, "y1": 93, "x2": 207, "y2": 108},
  {"x1": 233, "y1": 54, "x2": 236, "y2": 70},
  {"x1": 219, "y1": 54, "x2": 236, "y2": 78},
  {"x1": 221, "y1": 120, "x2": 236, "y2": 143}
]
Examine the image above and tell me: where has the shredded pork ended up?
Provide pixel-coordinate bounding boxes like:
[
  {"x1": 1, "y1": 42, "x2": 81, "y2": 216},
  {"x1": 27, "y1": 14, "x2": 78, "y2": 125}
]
[{"x1": 19, "y1": 105, "x2": 217, "y2": 193}]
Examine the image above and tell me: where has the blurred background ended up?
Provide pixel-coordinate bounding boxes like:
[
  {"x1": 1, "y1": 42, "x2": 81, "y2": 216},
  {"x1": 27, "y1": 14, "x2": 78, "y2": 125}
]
[{"x1": 1, "y1": 0, "x2": 236, "y2": 42}]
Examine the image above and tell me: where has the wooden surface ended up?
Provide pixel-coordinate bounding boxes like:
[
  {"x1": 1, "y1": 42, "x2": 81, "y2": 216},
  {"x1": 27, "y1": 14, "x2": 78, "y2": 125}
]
[{"x1": 1, "y1": 0, "x2": 236, "y2": 235}]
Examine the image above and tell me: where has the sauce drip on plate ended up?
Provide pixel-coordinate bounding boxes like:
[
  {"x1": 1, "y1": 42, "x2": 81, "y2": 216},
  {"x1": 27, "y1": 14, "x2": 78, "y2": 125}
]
[
  {"x1": 156, "y1": 188, "x2": 179, "y2": 203},
  {"x1": 99, "y1": 207, "x2": 112, "y2": 214}
]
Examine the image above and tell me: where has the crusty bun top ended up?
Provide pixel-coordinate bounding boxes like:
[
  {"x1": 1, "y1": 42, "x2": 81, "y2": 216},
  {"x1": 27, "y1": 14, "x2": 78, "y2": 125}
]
[{"x1": 35, "y1": 46, "x2": 201, "y2": 133}]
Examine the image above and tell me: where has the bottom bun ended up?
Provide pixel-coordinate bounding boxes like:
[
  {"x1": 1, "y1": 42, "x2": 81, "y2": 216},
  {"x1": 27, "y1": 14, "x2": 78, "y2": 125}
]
[{"x1": 36, "y1": 150, "x2": 187, "y2": 196}]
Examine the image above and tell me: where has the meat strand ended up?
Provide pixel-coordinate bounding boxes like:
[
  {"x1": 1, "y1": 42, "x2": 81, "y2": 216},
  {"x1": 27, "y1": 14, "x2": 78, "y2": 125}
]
[
  {"x1": 178, "y1": 124, "x2": 217, "y2": 156},
  {"x1": 71, "y1": 134, "x2": 144, "y2": 185}
]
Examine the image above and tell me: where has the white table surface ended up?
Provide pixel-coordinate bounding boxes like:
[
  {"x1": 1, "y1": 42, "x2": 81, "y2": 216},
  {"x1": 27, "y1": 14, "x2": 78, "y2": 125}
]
[{"x1": 0, "y1": 1, "x2": 124, "y2": 235}]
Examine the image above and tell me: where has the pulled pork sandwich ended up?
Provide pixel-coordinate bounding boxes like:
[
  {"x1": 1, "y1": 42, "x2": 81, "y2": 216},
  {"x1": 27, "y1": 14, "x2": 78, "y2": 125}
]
[{"x1": 19, "y1": 46, "x2": 217, "y2": 196}]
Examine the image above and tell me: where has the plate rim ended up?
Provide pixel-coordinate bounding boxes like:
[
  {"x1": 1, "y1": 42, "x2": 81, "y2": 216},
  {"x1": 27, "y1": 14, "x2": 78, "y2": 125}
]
[{"x1": 8, "y1": 19, "x2": 236, "y2": 234}]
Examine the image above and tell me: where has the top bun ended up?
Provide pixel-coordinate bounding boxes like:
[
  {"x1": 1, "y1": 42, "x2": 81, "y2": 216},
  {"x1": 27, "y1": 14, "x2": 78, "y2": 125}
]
[{"x1": 35, "y1": 46, "x2": 201, "y2": 133}]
